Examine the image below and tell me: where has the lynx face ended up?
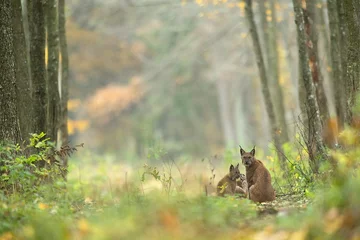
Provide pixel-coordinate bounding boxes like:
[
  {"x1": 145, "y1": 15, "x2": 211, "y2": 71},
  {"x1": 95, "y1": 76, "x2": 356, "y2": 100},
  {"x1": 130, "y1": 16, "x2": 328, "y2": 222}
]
[
  {"x1": 240, "y1": 147, "x2": 256, "y2": 168},
  {"x1": 229, "y1": 163, "x2": 241, "y2": 180}
]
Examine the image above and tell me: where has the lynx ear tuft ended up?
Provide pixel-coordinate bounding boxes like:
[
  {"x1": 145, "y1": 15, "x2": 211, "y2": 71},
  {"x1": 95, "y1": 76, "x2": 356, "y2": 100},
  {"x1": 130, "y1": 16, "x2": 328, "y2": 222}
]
[
  {"x1": 250, "y1": 147, "x2": 256, "y2": 156},
  {"x1": 230, "y1": 164, "x2": 234, "y2": 171},
  {"x1": 236, "y1": 163, "x2": 239, "y2": 168},
  {"x1": 239, "y1": 146, "x2": 245, "y2": 156}
]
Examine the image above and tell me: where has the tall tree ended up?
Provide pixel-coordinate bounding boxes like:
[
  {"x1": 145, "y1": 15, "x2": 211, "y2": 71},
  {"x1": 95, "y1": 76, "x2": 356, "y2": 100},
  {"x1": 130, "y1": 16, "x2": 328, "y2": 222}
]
[
  {"x1": 344, "y1": 0, "x2": 360, "y2": 124},
  {"x1": 245, "y1": 0, "x2": 285, "y2": 163},
  {"x1": 46, "y1": 0, "x2": 60, "y2": 142},
  {"x1": 258, "y1": 0, "x2": 289, "y2": 143},
  {"x1": 327, "y1": 0, "x2": 346, "y2": 128},
  {"x1": 305, "y1": 0, "x2": 329, "y2": 123},
  {"x1": 59, "y1": 0, "x2": 69, "y2": 167},
  {"x1": 293, "y1": 0, "x2": 325, "y2": 173},
  {"x1": 28, "y1": 0, "x2": 47, "y2": 136},
  {"x1": 0, "y1": 2, "x2": 22, "y2": 143},
  {"x1": 11, "y1": 0, "x2": 33, "y2": 142}
]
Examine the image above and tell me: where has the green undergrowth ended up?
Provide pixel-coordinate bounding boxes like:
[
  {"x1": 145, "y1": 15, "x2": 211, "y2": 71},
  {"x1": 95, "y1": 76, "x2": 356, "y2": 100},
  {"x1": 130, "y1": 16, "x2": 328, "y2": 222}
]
[{"x1": 1, "y1": 130, "x2": 360, "y2": 239}]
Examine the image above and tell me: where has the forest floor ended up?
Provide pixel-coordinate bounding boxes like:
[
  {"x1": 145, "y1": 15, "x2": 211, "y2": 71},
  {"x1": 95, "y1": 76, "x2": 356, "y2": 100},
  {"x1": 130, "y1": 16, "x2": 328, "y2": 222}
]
[{"x1": 0, "y1": 152, "x2": 359, "y2": 240}]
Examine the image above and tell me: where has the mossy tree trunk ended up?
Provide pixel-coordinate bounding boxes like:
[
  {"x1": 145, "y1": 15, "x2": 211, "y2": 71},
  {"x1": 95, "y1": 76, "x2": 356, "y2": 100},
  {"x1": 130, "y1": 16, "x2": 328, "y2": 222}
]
[
  {"x1": 11, "y1": 0, "x2": 33, "y2": 143},
  {"x1": 59, "y1": 0, "x2": 69, "y2": 168},
  {"x1": 0, "y1": 2, "x2": 22, "y2": 143},
  {"x1": 245, "y1": 0, "x2": 285, "y2": 163},
  {"x1": 293, "y1": 0, "x2": 325, "y2": 173},
  {"x1": 344, "y1": 0, "x2": 360, "y2": 124},
  {"x1": 46, "y1": 0, "x2": 60, "y2": 143},
  {"x1": 28, "y1": 0, "x2": 47, "y2": 136}
]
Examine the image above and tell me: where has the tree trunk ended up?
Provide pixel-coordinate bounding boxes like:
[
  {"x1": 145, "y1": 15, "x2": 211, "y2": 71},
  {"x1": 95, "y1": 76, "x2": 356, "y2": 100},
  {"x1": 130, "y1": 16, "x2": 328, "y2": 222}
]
[
  {"x1": 59, "y1": 0, "x2": 69, "y2": 167},
  {"x1": 216, "y1": 78, "x2": 236, "y2": 147},
  {"x1": 245, "y1": 0, "x2": 285, "y2": 163},
  {"x1": 28, "y1": 0, "x2": 47, "y2": 135},
  {"x1": 259, "y1": 0, "x2": 289, "y2": 143},
  {"x1": 11, "y1": 0, "x2": 33, "y2": 142},
  {"x1": 268, "y1": 0, "x2": 289, "y2": 142},
  {"x1": 344, "y1": 0, "x2": 360, "y2": 124},
  {"x1": 327, "y1": 0, "x2": 346, "y2": 128},
  {"x1": 293, "y1": 0, "x2": 326, "y2": 173},
  {"x1": 305, "y1": 0, "x2": 329, "y2": 124},
  {"x1": 46, "y1": 0, "x2": 60, "y2": 142},
  {"x1": 0, "y1": 2, "x2": 22, "y2": 144}
]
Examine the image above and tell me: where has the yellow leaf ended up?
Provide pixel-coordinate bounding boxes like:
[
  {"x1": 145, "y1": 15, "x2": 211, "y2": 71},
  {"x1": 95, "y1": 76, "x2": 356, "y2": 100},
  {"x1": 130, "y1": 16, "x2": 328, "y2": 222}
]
[
  {"x1": 78, "y1": 218, "x2": 90, "y2": 235},
  {"x1": 266, "y1": 9, "x2": 272, "y2": 16},
  {"x1": 266, "y1": 16, "x2": 272, "y2": 22},
  {"x1": 289, "y1": 228, "x2": 308, "y2": 240},
  {"x1": 240, "y1": 33, "x2": 247, "y2": 39},
  {"x1": 68, "y1": 99, "x2": 81, "y2": 111},
  {"x1": 237, "y1": 1, "x2": 245, "y2": 10},
  {"x1": 38, "y1": 203, "x2": 49, "y2": 210},
  {"x1": 0, "y1": 232, "x2": 13, "y2": 240},
  {"x1": 316, "y1": 3, "x2": 322, "y2": 8}
]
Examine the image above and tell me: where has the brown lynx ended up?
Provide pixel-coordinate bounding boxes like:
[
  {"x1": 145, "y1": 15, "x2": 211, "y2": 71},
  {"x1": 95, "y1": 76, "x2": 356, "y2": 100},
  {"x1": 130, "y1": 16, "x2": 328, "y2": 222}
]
[
  {"x1": 217, "y1": 164, "x2": 247, "y2": 197},
  {"x1": 240, "y1": 146, "x2": 275, "y2": 202}
]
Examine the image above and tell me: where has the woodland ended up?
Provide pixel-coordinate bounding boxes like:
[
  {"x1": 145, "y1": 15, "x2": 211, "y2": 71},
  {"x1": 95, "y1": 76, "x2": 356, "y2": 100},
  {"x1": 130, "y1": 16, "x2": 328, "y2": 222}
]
[{"x1": 1, "y1": 0, "x2": 360, "y2": 239}]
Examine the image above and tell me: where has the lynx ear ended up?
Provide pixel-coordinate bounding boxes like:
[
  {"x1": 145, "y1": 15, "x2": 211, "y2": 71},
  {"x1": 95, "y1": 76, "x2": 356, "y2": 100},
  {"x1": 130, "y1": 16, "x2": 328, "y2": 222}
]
[
  {"x1": 229, "y1": 164, "x2": 234, "y2": 172},
  {"x1": 236, "y1": 163, "x2": 239, "y2": 168},
  {"x1": 250, "y1": 147, "x2": 256, "y2": 156},
  {"x1": 239, "y1": 145, "x2": 245, "y2": 156}
]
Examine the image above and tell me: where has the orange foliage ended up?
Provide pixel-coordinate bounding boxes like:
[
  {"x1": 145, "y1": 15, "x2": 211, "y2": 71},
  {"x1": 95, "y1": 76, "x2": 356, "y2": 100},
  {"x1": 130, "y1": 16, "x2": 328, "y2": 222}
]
[
  {"x1": 86, "y1": 77, "x2": 145, "y2": 124},
  {"x1": 322, "y1": 117, "x2": 339, "y2": 148},
  {"x1": 68, "y1": 119, "x2": 90, "y2": 135}
]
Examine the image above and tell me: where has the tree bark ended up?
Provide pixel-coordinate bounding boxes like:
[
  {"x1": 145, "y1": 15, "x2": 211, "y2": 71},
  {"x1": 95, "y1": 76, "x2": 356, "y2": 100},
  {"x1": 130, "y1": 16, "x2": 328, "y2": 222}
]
[
  {"x1": 327, "y1": 0, "x2": 346, "y2": 128},
  {"x1": 293, "y1": 0, "x2": 325, "y2": 173},
  {"x1": 46, "y1": 0, "x2": 60, "y2": 142},
  {"x1": 344, "y1": 0, "x2": 360, "y2": 124},
  {"x1": 28, "y1": 0, "x2": 47, "y2": 135},
  {"x1": 11, "y1": 0, "x2": 33, "y2": 142},
  {"x1": 0, "y1": 2, "x2": 22, "y2": 143},
  {"x1": 245, "y1": 0, "x2": 285, "y2": 163},
  {"x1": 59, "y1": 0, "x2": 69, "y2": 167},
  {"x1": 305, "y1": 0, "x2": 329, "y2": 124}
]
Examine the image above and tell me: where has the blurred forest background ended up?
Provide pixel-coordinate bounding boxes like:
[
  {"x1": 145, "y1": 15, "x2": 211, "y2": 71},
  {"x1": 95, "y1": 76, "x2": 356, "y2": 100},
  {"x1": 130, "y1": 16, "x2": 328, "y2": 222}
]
[{"x1": 68, "y1": 0, "x2": 313, "y2": 159}]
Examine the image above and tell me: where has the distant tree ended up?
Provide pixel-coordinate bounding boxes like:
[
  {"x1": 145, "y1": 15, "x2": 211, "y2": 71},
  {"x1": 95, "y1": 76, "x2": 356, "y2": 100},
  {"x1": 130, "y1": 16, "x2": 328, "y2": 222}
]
[
  {"x1": 259, "y1": 0, "x2": 289, "y2": 143},
  {"x1": 293, "y1": 0, "x2": 325, "y2": 173},
  {"x1": 28, "y1": 0, "x2": 47, "y2": 136},
  {"x1": 46, "y1": 0, "x2": 60, "y2": 142},
  {"x1": 305, "y1": 0, "x2": 329, "y2": 124},
  {"x1": 327, "y1": 0, "x2": 346, "y2": 128},
  {"x1": 11, "y1": 0, "x2": 33, "y2": 142},
  {"x1": 245, "y1": 0, "x2": 285, "y2": 163},
  {"x1": 0, "y1": 2, "x2": 22, "y2": 143}
]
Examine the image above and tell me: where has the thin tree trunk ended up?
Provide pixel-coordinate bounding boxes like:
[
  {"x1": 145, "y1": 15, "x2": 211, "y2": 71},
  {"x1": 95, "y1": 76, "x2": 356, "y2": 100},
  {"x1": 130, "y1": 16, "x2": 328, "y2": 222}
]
[
  {"x1": 259, "y1": 0, "x2": 289, "y2": 143},
  {"x1": 293, "y1": 0, "x2": 326, "y2": 173},
  {"x1": 216, "y1": 78, "x2": 235, "y2": 147},
  {"x1": 344, "y1": 0, "x2": 360, "y2": 124},
  {"x1": 46, "y1": 0, "x2": 60, "y2": 142},
  {"x1": 305, "y1": 0, "x2": 329, "y2": 124},
  {"x1": 327, "y1": 0, "x2": 346, "y2": 128},
  {"x1": 28, "y1": 0, "x2": 47, "y2": 135},
  {"x1": 59, "y1": 0, "x2": 69, "y2": 168},
  {"x1": 0, "y1": 2, "x2": 22, "y2": 143},
  {"x1": 245, "y1": 0, "x2": 285, "y2": 163},
  {"x1": 268, "y1": 0, "x2": 289, "y2": 142}
]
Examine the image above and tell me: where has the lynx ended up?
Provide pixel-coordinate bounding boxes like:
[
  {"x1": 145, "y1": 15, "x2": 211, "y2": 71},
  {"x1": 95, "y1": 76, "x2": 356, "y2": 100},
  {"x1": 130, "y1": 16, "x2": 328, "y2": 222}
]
[
  {"x1": 240, "y1": 146, "x2": 275, "y2": 202},
  {"x1": 217, "y1": 164, "x2": 247, "y2": 197}
]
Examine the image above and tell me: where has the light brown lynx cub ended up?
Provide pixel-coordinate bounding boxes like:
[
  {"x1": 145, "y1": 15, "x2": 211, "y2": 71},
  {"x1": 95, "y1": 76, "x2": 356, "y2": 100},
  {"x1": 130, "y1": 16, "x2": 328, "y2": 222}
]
[
  {"x1": 217, "y1": 164, "x2": 247, "y2": 197},
  {"x1": 240, "y1": 146, "x2": 275, "y2": 203}
]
